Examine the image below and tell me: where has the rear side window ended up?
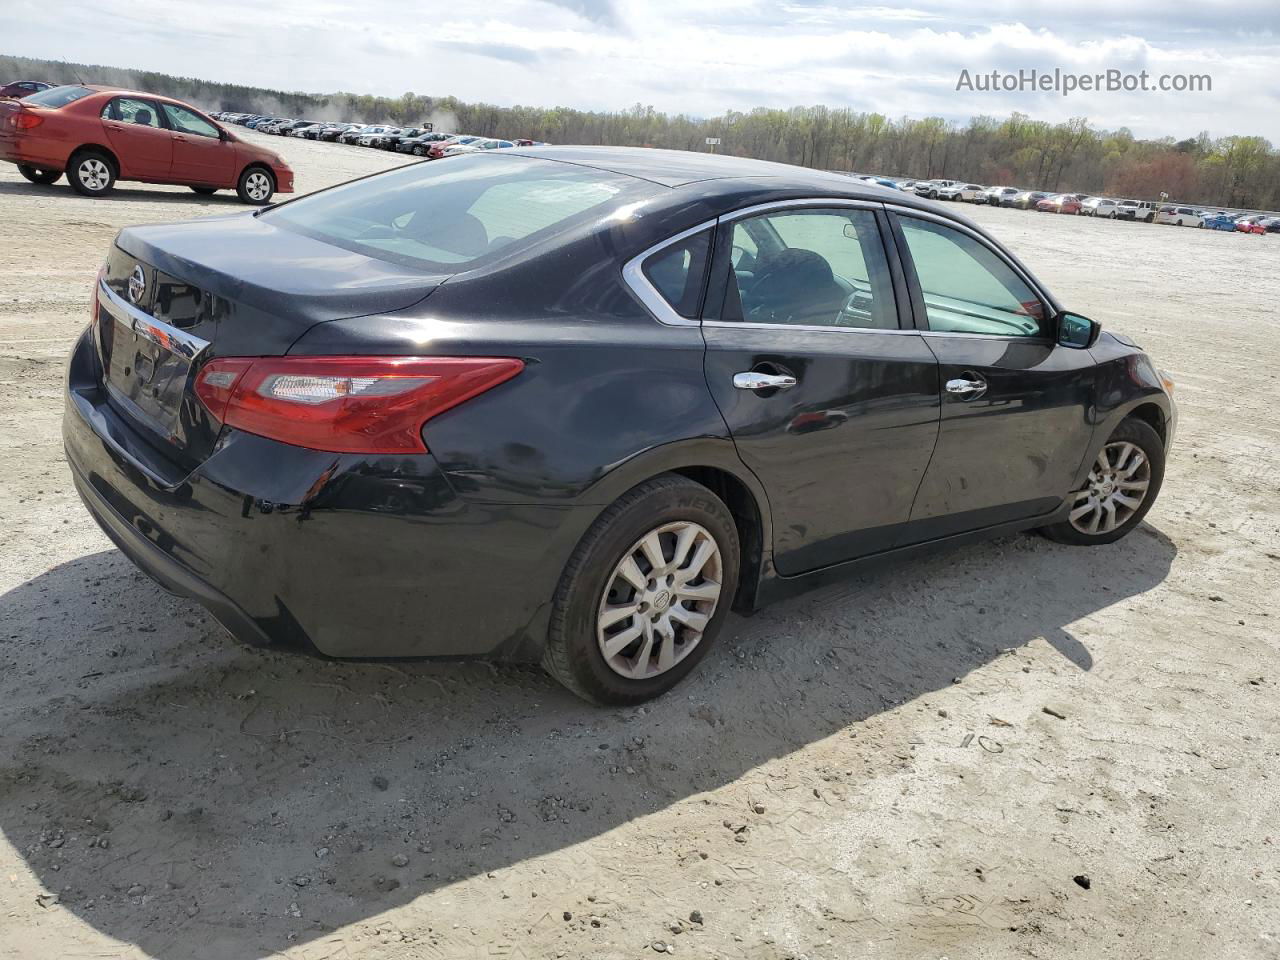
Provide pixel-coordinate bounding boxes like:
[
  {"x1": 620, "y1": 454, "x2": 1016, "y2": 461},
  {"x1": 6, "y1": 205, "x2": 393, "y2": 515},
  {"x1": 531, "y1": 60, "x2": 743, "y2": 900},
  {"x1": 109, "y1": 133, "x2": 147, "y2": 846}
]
[
  {"x1": 265, "y1": 155, "x2": 651, "y2": 270},
  {"x1": 642, "y1": 231, "x2": 711, "y2": 319},
  {"x1": 105, "y1": 97, "x2": 163, "y2": 128},
  {"x1": 22, "y1": 85, "x2": 93, "y2": 108}
]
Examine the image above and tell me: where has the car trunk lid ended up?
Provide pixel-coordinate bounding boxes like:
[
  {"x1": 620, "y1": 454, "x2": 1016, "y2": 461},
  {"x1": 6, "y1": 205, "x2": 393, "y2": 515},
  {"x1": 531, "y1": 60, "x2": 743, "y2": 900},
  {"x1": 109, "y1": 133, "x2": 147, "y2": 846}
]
[{"x1": 95, "y1": 212, "x2": 449, "y2": 473}]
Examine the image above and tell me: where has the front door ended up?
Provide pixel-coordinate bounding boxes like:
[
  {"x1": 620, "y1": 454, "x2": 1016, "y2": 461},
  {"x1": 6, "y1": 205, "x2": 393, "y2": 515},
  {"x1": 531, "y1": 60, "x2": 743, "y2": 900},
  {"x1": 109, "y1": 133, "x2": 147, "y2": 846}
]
[
  {"x1": 101, "y1": 97, "x2": 172, "y2": 180},
  {"x1": 698, "y1": 203, "x2": 940, "y2": 575},
  {"x1": 161, "y1": 102, "x2": 236, "y2": 186},
  {"x1": 890, "y1": 211, "x2": 1096, "y2": 542}
]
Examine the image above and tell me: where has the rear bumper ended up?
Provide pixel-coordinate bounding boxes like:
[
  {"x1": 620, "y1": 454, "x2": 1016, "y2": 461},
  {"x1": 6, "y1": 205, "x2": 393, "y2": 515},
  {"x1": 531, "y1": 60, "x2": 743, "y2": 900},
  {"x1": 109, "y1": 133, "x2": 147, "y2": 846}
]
[{"x1": 63, "y1": 327, "x2": 593, "y2": 660}]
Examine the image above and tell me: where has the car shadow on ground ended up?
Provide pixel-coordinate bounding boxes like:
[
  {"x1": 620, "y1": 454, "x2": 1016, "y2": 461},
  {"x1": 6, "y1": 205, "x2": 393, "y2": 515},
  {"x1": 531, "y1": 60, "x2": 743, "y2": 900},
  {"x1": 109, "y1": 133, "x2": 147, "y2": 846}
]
[
  {"x1": 0, "y1": 181, "x2": 251, "y2": 206},
  {"x1": 0, "y1": 524, "x2": 1176, "y2": 959}
]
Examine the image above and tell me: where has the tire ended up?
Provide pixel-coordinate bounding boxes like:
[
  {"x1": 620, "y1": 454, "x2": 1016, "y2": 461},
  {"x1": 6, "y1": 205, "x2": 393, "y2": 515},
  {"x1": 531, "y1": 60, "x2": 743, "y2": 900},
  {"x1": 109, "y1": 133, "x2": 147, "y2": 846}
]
[
  {"x1": 190, "y1": 186, "x2": 218, "y2": 195},
  {"x1": 17, "y1": 164, "x2": 60, "y2": 185},
  {"x1": 1040, "y1": 417, "x2": 1165, "y2": 546},
  {"x1": 67, "y1": 150, "x2": 116, "y2": 197},
  {"x1": 542, "y1": 474, "x2": 741, "y2": 705},
  {"x1": 1197, "y1": 221, "x2": 1203, "y2": 228},
  {"x1": 1108, "y1": 210, "x2": 1116, "y2": 219},
  {"x1": 236, "y1": 166, "x2": 274, "y2": 204},
  {"x1": 413, "y1": 146, "x2": 425, "y2": 156}
]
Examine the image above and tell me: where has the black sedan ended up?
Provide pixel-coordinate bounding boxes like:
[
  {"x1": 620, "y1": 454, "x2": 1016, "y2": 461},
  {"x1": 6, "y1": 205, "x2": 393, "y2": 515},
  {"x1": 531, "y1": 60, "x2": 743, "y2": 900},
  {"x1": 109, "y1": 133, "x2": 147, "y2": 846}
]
[{"x1": 64, "y1": 147, "x2": 1176, "y2": 705}]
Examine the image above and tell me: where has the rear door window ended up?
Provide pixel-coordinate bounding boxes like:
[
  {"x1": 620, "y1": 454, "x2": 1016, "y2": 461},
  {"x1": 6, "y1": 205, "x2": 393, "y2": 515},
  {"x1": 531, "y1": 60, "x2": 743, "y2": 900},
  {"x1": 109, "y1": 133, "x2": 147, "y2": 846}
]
[{"x1": 106, "y1": 97, "x2": 165, "y2": 128}]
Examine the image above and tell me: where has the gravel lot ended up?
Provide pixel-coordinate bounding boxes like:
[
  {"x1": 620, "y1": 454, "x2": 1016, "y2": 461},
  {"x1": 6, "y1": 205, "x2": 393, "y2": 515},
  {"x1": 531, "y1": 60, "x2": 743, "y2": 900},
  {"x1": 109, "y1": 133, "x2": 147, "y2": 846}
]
[{"x1": 1, "y1": 133, "x2": 1278, "y2": 960}]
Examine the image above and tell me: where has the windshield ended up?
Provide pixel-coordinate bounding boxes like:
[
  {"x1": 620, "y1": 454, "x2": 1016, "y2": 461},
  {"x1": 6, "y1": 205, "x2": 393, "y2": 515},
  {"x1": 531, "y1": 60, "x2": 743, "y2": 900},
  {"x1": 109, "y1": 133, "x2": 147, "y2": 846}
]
[
  {"x1": 22, "y1": 85, "x2": 94, "y2": 108},
  {"x1": 264, "y1": 154, "x2": 654, "y2": 271}
]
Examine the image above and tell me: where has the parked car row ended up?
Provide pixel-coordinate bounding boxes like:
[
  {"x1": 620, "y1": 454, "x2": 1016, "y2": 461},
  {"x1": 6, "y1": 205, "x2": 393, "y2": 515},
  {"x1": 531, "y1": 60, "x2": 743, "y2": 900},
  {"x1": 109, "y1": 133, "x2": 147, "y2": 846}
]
[
  {"x1": 847, "y1": 172, "x2": 1278, "y2": 235},
  {"x1": 209, "y1": 112, "x2": 544, "y2": 159}
]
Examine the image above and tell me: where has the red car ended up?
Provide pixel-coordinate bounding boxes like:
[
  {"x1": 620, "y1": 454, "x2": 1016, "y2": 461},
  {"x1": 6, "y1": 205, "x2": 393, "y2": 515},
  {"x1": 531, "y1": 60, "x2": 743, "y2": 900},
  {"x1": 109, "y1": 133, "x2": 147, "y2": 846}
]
[
  {"x1": 0, "y1": 80, "x2": 53, "y2": 99},
  {"x1": 1235, "y1": 215, "x2": 1268, "y2": 235},
  {"x1": 1036, "y1": 193, "x2": 1085, "y2": 214},
  {"x1": 0, "y1": 84, "x2": 294, "y2": 203}
]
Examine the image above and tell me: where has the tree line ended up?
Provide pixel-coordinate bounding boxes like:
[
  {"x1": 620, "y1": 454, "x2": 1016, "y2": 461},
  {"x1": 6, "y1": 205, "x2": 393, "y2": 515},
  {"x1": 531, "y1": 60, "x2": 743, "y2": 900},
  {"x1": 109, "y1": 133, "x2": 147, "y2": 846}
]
[{"x1": 4, "y1": 53, "x2": 1277, "y2": 210}]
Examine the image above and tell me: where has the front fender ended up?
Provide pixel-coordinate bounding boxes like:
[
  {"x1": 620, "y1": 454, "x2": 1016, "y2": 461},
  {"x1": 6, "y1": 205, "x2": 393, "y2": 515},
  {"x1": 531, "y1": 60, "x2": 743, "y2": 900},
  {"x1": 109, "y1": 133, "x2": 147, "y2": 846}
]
[{"x1": 1073, "y1": 346, "x2": 1172, "y2": 489}]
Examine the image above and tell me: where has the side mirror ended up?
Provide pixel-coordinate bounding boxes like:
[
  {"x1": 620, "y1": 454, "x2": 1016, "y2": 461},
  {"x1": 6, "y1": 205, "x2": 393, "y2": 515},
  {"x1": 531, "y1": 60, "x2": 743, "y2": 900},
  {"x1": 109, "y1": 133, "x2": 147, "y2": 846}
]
[
  {"x1": 1057, "y1": 311, "x2": 1100, "y2": 349},
  {"x1": 218, "y1": 127, "x2": 231, "y2": 142}
]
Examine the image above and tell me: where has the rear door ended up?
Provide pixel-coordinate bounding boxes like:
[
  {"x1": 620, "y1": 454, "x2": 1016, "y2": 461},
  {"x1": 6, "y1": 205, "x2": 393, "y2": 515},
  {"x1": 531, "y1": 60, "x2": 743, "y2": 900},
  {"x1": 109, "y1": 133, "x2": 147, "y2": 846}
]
[
  {"x1": 888, "y1": 208, "x2": 1095, "y2": 542},
  {"x1": 101, "y1": 96, "x2": 173, "y2": 179},
  {"x1": 690, "y1": 201, "x2": 940, "y2": 574},
  {"x1": 160, "y1": 102, "x2": 236, "y2": 186}
]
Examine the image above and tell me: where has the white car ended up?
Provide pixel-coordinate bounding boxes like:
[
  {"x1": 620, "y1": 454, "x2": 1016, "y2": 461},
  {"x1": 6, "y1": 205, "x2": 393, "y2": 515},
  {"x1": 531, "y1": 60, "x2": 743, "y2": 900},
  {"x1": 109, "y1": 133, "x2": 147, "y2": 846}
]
[
  {"x1": 913, "y1": 179, "x2": 957, "y2": 199},
  {"x1": 442, "y1": 138, "x2": 516, "y2": 157},
  {"x1": 980, "y1": 185, "x2": 1020, "y2": 206},
  {"x1": 1155, "y1": 205, "x2": 1205, "y2": 227},
  {"x1": 1082, "y1": 197, "x2": 1120, "y2": 218},
  {"x1": 936, "y1": 183, "x2": 985, "y2": 202}
]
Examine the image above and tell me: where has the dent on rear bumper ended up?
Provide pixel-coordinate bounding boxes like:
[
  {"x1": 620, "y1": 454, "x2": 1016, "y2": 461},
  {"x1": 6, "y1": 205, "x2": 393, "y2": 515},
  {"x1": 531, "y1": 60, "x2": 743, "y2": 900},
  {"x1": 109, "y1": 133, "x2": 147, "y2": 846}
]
[{"x1": 63, "y1": 329, "x2": 589, "y2": 661}]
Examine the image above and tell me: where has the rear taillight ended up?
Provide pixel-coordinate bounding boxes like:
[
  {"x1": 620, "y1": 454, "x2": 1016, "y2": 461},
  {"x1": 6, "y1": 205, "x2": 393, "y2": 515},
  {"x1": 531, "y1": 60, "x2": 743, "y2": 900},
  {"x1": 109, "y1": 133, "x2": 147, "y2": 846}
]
[
  {"x1": 15, "y1": 113, "x2": 44, "y2": 130},
  {"x1": 194, "y1": 355, "x2": 523, "y2": 454}
]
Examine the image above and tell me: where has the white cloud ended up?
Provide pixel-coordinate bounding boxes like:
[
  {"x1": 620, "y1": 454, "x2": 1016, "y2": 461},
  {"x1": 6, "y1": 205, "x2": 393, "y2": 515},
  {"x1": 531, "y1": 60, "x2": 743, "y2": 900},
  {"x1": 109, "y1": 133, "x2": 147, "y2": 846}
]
[{"x1": 3, "y1": 0, "x2": 1277, "y2": 140}]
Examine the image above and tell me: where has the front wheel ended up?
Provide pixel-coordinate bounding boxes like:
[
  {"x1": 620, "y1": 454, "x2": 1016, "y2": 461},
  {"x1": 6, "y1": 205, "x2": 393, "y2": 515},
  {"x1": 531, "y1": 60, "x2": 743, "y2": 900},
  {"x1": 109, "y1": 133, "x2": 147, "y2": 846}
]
[
  {"x1": 236, "y1": 166, "x2": 274, "y2": 204},
  {"x1": 18, "y1": 164, "x2": 61, "y2": 185},
  {"x1": 1040, "y1": 417, "x2": 1165, "y2": 546},
  {"x1": 542, "y1": 475, "x2": 740, "y2": 705}
]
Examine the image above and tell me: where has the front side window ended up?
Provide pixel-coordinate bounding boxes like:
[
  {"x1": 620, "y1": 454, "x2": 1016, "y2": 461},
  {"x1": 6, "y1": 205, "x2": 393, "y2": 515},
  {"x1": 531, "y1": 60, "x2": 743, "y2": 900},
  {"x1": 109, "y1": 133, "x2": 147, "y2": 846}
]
[
  {"x1": 897, "y1": 217, "x2": 1045, "y2": 337},
  {"x1": 161, "y1": 103, "x2": 219, "y2": 138},
  {"x1": 720, "y1": 208, "x2": 896, "y2": 329},
  {"x1": 265, "y1": 155, "x2": 651, "y2": 270}
]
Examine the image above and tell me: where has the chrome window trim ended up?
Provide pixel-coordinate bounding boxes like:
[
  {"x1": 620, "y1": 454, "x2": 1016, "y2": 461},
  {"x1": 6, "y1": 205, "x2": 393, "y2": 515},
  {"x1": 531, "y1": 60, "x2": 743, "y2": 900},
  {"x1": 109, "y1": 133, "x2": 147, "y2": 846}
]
[
  {"x1": 717, "y1": 197, "x2": 883, "y2": 223},
  {"x1": 701, "y1": 320, "x2": 919, "y2": 336},
  {"x1": 97, "y1": 278, "x2": 211, "y2": 360},
  {"x1": 621, "y1": 219, "x2": 718, "y2": 327}
]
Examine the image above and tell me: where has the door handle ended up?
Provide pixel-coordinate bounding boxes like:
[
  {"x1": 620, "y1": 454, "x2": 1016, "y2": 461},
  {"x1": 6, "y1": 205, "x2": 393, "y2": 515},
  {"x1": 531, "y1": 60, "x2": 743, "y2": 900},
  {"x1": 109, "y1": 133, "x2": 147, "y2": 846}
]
[
  {"x1": 173, "y1": 134, "x2": 188, "y2": 142},
  {"x1": 734, "y1": 371, "x2": 798, "y2": 391},
  {"x1": 944, "y1": 376, "x2": 987, "y2": 399}
]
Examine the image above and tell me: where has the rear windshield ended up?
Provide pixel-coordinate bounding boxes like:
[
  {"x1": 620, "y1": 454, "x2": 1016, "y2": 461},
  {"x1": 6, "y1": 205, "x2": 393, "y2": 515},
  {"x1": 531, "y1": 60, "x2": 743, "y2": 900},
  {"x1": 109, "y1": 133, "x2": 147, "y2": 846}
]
[
  {"x1": 22, "y1": 85, "x2": 94, "y2": 108},
  {"x1": 264, "y1": 155, "x2": 651, "y2": 270}
]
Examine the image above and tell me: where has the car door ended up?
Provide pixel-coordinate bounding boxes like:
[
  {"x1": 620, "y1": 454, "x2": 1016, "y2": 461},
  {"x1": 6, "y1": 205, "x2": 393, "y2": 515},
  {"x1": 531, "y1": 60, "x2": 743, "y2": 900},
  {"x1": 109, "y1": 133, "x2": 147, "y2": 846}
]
[
  {"x1": 160, "y1": 102, "x2": 236, "y2": 186},
  {"x1": 101, "y1": 96, "x2": 173, "y2": 180},
  {"x1": 690, "y1": 202, "x2": 941, "y2": 574},
  {"x1": 888, "y1": 209, "x2": 1095, "y2": 543}
]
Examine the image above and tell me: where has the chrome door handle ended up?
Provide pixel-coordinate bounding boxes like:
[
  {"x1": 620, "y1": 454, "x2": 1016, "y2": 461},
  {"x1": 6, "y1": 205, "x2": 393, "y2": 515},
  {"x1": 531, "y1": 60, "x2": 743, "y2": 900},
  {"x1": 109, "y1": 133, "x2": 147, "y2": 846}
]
[
  {"x1": 734, "y1": 371, "x2": 798, "y2": 391},
  {"x1": 945, "y1": 377, "x2": 987, "y2": 397}
]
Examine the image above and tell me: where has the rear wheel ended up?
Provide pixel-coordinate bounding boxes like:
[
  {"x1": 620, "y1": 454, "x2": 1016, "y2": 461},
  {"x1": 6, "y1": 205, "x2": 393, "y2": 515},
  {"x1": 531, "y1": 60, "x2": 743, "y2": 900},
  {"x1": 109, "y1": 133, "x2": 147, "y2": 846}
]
[
  {"x1": 413, "y1": 146, "x2": 425, "y2": 156},
  {"x1": 542, "y1": 475, "x2": 740, "y2": 705},
  {"x1": 190, "y1": 185, "x2": 218, "y2": 195},
  {"x1": 236, "y1": 166, "x2": 274, "y2": 204},
  {"x1": 17, "y1": 164, "x2": 60, "y2": 185},
  {"x1": 1040, "y1": 418, "x2": 1164, "y2": 546},
  {"x1": 67, "y1": 150, "x2": 116, "y2": 197}
]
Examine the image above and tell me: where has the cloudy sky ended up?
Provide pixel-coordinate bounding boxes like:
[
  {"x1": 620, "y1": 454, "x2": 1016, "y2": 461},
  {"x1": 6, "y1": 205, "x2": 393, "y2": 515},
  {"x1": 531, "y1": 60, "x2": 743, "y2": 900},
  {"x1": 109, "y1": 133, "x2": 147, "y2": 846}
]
[{"x1": 6, "y1": 0, "x2": 1279, "y2": 140}]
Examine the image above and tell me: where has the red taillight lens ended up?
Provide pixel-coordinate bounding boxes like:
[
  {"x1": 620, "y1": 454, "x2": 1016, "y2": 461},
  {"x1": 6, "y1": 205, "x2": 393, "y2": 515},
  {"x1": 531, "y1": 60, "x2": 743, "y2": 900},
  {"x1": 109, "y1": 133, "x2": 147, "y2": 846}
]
[
  {"x1": 15, "y1": 113, "x2": 44, "y2": 130},
  {"x1": 194, "y1": 356, "x2": 523, "y2": 454}
]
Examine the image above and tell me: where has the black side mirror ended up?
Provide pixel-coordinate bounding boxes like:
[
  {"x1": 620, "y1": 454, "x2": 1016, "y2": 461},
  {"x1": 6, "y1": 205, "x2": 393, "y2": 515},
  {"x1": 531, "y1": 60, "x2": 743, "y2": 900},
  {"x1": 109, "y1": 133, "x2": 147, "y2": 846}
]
[
  {"x1": 1057, "y1": 311, "x2": 1100, "y2": 349},
  {"x1": 218, "y1": 127, "x2": 230, "y2": 142}
]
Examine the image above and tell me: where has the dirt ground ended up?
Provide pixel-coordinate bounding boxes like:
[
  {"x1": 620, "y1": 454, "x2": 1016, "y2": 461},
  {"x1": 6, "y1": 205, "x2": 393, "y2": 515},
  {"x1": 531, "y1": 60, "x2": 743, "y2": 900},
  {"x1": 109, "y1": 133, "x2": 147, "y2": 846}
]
[{"x1": 1, "y1": 133, "x2": 1278, "y2": 960}]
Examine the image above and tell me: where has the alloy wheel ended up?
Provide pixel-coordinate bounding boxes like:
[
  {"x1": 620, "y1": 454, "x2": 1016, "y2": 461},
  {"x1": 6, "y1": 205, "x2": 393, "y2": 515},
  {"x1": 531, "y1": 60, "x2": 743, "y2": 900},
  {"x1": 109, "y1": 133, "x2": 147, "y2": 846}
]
[
  {"x1": 1068, "y1": 441, "x2": 1151, "y2": 535},
  {"x1": 596, "y1": 521, "x2": 723, "y2": 680},
  {"x1": 78, "y1": 159, "x2": 110, "y2": 192},
  {"x1": 244, "y1": 171, "x2": 272, "y2": 201}
]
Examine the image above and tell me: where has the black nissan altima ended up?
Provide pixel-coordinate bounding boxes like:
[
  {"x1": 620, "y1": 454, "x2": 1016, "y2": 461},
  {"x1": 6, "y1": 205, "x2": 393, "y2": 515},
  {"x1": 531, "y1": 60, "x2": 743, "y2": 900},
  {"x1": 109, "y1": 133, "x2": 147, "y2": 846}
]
[{"x1": 64, "y1": 147, "x2": 1177, "y2": 705}]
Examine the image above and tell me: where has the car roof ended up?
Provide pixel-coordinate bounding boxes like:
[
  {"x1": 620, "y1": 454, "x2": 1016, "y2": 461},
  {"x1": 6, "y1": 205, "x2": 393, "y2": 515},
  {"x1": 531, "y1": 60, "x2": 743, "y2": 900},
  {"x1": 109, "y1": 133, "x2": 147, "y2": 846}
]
[{"x1": 504, "y1": 145, "x2": 917, "y2": 192}]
